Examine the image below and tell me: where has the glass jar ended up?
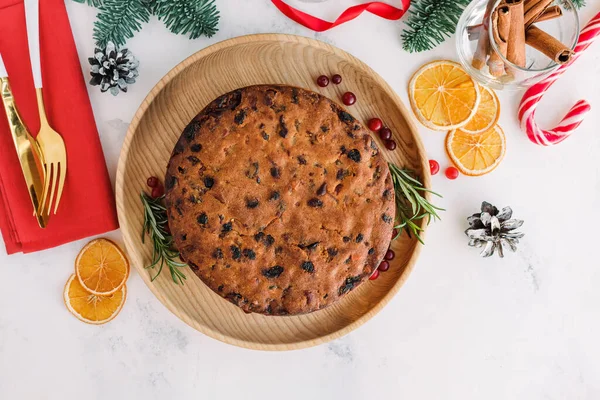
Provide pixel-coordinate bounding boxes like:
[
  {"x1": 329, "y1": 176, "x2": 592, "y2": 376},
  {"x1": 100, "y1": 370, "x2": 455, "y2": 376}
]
[{"x1": 456, "y1": 0, "x2": 579, "y2": 90}]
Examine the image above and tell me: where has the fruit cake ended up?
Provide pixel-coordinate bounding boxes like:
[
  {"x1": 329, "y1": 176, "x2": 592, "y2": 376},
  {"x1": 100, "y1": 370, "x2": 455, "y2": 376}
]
[{"x1": 165, "y1": 85, "x2": 395, "y2": 315}]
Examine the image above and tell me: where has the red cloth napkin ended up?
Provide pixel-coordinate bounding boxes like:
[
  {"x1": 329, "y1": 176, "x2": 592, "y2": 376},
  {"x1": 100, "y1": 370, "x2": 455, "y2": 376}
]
[{"x1": 0, "y1": 0, "x2": 118, "y2": 254}]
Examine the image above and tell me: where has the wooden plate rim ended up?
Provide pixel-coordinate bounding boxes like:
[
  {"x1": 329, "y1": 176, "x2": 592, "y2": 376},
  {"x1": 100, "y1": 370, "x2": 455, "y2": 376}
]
[{"x1": 115, "y1": 33, "x2": 429, "y2": 350}]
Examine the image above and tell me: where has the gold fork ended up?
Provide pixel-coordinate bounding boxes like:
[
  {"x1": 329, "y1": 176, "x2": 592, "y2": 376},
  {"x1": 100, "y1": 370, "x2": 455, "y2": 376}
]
[{"x1": 25, "y1": 0, "x2": 67, "y2": 216}]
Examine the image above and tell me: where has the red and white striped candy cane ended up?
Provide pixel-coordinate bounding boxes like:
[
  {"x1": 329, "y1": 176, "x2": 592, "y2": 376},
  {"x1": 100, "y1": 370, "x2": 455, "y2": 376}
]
[{"x1": 518, "y1": 11, "x2": 600, "y2": 146}]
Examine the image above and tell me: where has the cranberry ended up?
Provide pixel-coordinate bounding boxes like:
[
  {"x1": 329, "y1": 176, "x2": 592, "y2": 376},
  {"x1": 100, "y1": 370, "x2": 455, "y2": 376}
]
[
  {"x1": 164, "y1": 223, "x2": 171, "y2": 235},
  {"x1": 378, "y1": 261, "x2": 390, "y2": 272},
  {"x1": 342, "y1": 92, "x2": 356, "y2": 106},
  {"x1": 384, "y1": 249, "x2": 395, "y2": 261},
  {"x1": 331, "y1": 74, "x2": 342, "y2": 84},
  {"x1": 368, "y1": 118, "x2": 383, "y2": 132},
  {"x1": 369, "y1": 269, "x2": 380, "y2": 280},
  {"x1": 317, "y1": 75, "x2": 329, "y2": 87},
  {"x1": 147, "y1": 176, "x2": 159, "y2": 188},
  {"x1": 429, "y1": 159, "x2": 440, "y2": 175},
  {"x1": 445, "y1": 166, "x2": 459, "y2": 180},
  {"x1": 151, "y1": 185, "x2": 164, "y2": 198},
  {"x1": 379, "y1": 127, "x2": 392, "y2": 141},
  {"x1": 392, "y1": 228, "x2": 399, "y2": 239},
  {"x1": 385, "y1": 140, "x2": 397, "y2": 151}
]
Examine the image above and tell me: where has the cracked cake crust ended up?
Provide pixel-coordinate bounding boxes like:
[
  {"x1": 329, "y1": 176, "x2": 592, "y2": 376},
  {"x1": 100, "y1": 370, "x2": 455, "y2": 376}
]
[{"x1": 165, "y1": 85, "x2": 395, "y2": 315}]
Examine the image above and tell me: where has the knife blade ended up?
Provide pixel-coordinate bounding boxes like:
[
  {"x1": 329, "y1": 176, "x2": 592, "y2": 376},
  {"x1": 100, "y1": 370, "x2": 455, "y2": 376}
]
[{"x1": 0, "y1": 74, "x2": 48, "y2": 228}]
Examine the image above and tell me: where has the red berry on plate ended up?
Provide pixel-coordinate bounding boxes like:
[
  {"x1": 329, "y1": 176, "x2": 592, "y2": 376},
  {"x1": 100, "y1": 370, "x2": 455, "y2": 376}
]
[
  {"x1": 368, "y1": 118, "x2": 383, "y2": 132},
  {"x1": 429, "y1": 159, "x2": 440, "y2": 175},
  {"x1": 384, "y1": 249, "x2": 395, "y2": 261},
  {"x1": 369, "y1": 269, "x2": 380, "y2": 280},
  {"x1": 378, "y1": 261, "x2": 390, "y2": 272},
  {"x1": 331, "y1": 74, "x2": 342, "y2": 84},
  {"x1": 379, "y1": 127, "x2": 392, "y2": 141},
  {"x1": 385, "y1": 140, "x2": 397, "y2": 150},
  {"x1": 392, "y1": 228, "x2": 399, "y2": 239},
  {"x1": 317, "y1": 75, "x2": 329, "y2": 87},
  {"x1": 147, "y1": 176, "x2": 159, "y2": 188},
  {"x1": 445, "y1": 166, "x2": 459, "y2": 180},
  {"x1": 151, "y1": 185, "x2": 164, "y2": 198},
  {"x1": 342, "y1": 92, "x2": 356, "y2": 106}
]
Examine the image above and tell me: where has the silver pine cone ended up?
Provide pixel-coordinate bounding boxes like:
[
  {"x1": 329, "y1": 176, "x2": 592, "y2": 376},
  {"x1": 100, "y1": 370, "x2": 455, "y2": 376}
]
[
  {"x1": 465, "y1": 201, "x2": 524, "y2": 258},
  {"x1": 88, "y1": 41, "x2": 139, "y2": 96}
]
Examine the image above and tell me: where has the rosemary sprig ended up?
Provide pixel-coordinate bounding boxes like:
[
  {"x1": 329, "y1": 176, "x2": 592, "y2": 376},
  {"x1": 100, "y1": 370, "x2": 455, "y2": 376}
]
[
  {"x1": 388, "y1": 163, "x2": 444, "y2": 244},
  {"x1": 140, "y1": 192, "x2": 187, "y2": 285}
]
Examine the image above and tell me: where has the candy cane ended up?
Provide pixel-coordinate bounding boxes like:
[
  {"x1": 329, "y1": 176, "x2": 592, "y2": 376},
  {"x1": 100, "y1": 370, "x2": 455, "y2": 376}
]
[{"x1": 518, "y1": 11, "x2": 600, "y2": 146}]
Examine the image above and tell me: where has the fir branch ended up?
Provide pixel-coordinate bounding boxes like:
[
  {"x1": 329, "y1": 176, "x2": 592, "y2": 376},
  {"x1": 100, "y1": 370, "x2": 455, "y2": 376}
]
[
  {"x1": 93, "y1": 0, "x2": 152, "y2": 48},
  {"x1": 153, "y1": 0, "x2": 220, "y2": 39},
  {"x1": 141, "y1": 192, "x2": 187, "y2": 285},
  {"x1": 401, "y1": 0, "x2": 470, "y2": 53},
  {"x1": 568, "y1": 0, "x2": 585, "y2": 9},
  {"x1": 389, "y1": 163, "x2": 444, "y2": 244}
]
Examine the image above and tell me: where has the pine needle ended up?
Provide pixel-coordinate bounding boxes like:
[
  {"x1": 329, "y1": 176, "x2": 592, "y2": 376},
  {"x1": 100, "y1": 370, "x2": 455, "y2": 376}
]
[
  {"x1": 401, "y1": 0, "x2": 470, "y2": 53},
  {"x1": 388, "y1": 163, "x2": 444, "y2": 244},
  {"x1": 153, "y1": 0, "x2": 220, "y2": 39},
  {"x1": 140, "y1": 192, "x2": 187, "y2": 285},
  {"x1": 568, "y1": 0, "x2": 586, "y2": 9},
  {"x1": 93, "y1": 0, "x2": 152, "y2": 48}
]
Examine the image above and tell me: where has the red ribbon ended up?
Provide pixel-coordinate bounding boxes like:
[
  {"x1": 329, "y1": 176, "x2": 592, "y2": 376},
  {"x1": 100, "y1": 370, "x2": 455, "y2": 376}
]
[{"x1": 271, "y1": 0, "x2": 411, "y2": 32}]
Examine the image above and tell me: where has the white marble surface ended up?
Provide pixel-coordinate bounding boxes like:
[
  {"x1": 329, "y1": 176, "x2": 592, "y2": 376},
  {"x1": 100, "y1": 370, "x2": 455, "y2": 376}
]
[{"x1": 2, "y1": 1, "x2": 600, "y2": 399}]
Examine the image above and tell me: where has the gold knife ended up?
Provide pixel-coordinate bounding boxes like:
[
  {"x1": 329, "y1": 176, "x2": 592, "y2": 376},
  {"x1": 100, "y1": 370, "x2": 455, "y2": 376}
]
[{"x1": 0, "y1": 75, "x2": 47, "y2": 228}]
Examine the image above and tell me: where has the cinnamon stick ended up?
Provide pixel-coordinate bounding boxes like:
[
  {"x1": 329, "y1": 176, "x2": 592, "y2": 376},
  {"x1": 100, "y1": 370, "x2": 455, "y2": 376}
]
[
  {"x1": 523, "y1": 0, "x2": 539, "y2": 14},
  {"x1": 526, "y1": 25, "x2": 574, "y2": 64},
  {"x1": 488, "y1": 6, "x2": 511, "y2": 77},
  {"x1": 524, "y1": 0, "x2": 554, "y2": 27},
  {"x1": 468, "y1": 5, "x2": 561, "y2": 42},
  {"x1": 536, "y1": 6, "x2": 562, "y2": 23},
  {"x1": 472, "y1": 0, "x2": 497, "y2": 70},
  {"x1": 505, "y1": 0, "x2": 527, "y2": 67}
]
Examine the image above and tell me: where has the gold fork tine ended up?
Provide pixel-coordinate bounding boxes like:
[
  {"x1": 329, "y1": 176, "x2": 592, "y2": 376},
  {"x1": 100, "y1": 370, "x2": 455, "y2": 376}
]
[
  {"x1": 47, "y1": 163, "x2": 57, "y2": 215},
  {"x1": 36, "y1": 161, "x2": 50, "y2": 216},
  {"x1": 54, "y1": 162, "x2": 66, "y2": 214}
]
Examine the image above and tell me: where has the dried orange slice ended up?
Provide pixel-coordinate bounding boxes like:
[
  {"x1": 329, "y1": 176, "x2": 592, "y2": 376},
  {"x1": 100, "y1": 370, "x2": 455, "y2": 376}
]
[
  {"x1": 63, "y1": 274, "x2": 126, "y2": 325},
  {"x1": 461, "y1": 86, "x2": 500, "y2": 135},
  {"x1": 409, "y1": 60, "x2": 481, "y2": 131},
  {"x1": 446, "y1": 125, "x2": 506, "y2": 176},
  {"x1": 75, "y1": 238, "x2": 129, "y2": 296}
]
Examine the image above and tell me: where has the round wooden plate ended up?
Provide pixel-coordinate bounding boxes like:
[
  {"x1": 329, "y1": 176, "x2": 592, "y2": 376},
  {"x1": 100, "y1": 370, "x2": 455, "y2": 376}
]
[{"x1": 116, "y1": 34, "x2": 429, "y2": 350}]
